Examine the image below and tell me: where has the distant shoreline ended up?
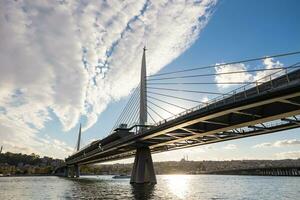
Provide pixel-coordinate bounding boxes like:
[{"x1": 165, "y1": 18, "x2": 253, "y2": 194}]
[
  {"x1": 1, "y1": 172, "x2": 300, "y2": 177},
  {"x1": 0, "y1": 174, "x2": 54, "y2": 177}
]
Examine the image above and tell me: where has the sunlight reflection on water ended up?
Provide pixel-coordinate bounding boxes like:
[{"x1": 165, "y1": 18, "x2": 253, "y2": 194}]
[
  {"x1": 165, "y1": 175, "x2": 190, "y2": 199},
  {"x1": 0, "y1": 175, "x2": 300, "y2": 199}
]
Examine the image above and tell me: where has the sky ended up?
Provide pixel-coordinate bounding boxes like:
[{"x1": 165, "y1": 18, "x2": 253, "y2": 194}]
[{"x1": 0, "y1": 0, "x2": 300, "y2": 161}]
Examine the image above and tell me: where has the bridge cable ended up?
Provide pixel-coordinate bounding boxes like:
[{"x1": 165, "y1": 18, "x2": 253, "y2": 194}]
[
  {"x1": 147, "y1": 110, "x2": 157, "y2": 124},
  {"x1": 147, "y1": 50, "x2": 300, "y2": 77},
  {"x1": 130, "y1": 88, "x2": 142, "y2": 126},
  {"x1": 124, "y1": 93, "x2": 140, "y2": 127},
  {"x1": 128, "y1": 98, "x2": 140, "y2": 126},
  {"x1": 147, "y1": 87, "x2": 224, "y2": 95},
  {"x1": 145, "y1": 62, "x2": 300, "y2": 126},
  {"x1": 147, "y1": 81, "x2": 264, "y2": 85},
  {"x1": 147, "y1": 105, "x2": 165, "y2": 120},
  {"x1": 113, "y1": 92, "x2": 138, "y2": 128},
  {"x1": 114, "y1": 87, "x2": 139, "y2": 125},
  {"x1": 147, "y1": 96, "x2": 187, "y2": 110},
  {"x1": 147, "y1": 67, "x2": 293, "y2": 81},
  {"x1": 207, "y1": 62, "x2": 300, "y2": 106},
  {"x1": 112, "y1": 86, "x2": 140, "y2": 131},
  {"x1": 148, "y1": 100, "x2": 175, "y2": 116},
  {"x1": 148, "y1": 91, "x2": 205, "y2": 104}
]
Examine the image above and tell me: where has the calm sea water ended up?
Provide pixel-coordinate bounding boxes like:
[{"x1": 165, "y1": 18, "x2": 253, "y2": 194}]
[{"x1": 0, "y1": 175, "x2": 299, "y2": 199}]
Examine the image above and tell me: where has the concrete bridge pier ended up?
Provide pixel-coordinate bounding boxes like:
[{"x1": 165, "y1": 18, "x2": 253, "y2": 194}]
[
  {"x1": 75, "y1": 164, "x2": 80, "y2": 178},
  {"x1": 63, "y1": 165, "x2": 79, "y2": 178},
  {"x1": 64, "y1": 166, "x2": 69, "y2": 177},
  {"x1": 130, "y1": 146, "x2": 156, "y2": 184}
]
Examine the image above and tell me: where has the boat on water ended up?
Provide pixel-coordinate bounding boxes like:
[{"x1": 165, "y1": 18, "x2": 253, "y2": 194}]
[
  {"x1": 0, "y1": 173, "x2": 10, "y2": 177},
  {"x1": 112, "y1": 174, "x2": 131, "y2": 179}
]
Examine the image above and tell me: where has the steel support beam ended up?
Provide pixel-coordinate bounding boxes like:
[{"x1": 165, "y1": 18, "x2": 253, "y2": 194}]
[
  {"x1": 278, "y1": 99, "x2": 300, "y2": 107},
  {"x1": 202, "y1": 120, "x2": 229, "y2": 126},
  {"x1": 233, "y1": 111, "x2": 261, "y2": 118}
]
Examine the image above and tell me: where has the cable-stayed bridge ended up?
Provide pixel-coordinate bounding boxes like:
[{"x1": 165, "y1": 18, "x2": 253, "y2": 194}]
[{"x1": 61, "y1": 50, "x2": 300, "y2": 184}]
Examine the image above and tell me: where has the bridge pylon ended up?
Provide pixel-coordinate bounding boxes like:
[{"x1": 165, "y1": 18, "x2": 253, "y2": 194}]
[
  {"x1": 130, "y1": 47, "x2": 157, "y2": 184},
  {"x1": 76, "y1": 123, "x2": 82, "y2": 151},
  {"x1": 64, "y1": 124, "x2": 82, "y2": 178},
  {"x1": 74, "y1": 124, "x2": 81, "y2": 177}
]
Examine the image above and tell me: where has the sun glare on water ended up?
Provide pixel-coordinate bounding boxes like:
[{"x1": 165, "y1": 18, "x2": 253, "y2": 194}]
[{"x1": 165, "y1": 175, "x2": 190, "y2": 199}]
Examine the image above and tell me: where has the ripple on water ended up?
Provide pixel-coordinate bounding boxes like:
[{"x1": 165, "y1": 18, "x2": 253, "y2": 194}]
[{"x1": 0, "y1": 175, "x2": 299, "y2": 200}]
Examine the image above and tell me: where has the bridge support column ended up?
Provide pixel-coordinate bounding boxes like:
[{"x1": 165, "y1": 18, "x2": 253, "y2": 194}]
[
  {"x1": 75, "y1": 165, "x2": 80, "y2": 178},
  {"x1": 64, "y1": 167, "x2": 69, "y2": 177},
  {"x1": 130, "y1": 147, "x2": 156, "y2": 184}
]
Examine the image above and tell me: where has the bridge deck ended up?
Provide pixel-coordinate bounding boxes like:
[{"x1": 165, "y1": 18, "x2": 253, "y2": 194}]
[{"x1": 66, "y1": 68, "x2": 300, "y2": 165}]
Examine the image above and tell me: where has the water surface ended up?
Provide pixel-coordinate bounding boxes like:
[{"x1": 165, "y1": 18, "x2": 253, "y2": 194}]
[{"x1": 0, "y1": 175, "x2": 299, "y2": 199}]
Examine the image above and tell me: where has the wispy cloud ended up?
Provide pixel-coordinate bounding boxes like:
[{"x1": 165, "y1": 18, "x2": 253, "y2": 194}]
[
  {"x1": 223, "y1": 144, "x2": 237, "y2": 150},
  {"x1": 0, "y1": 0, "x2": 217, "y2": 157},
  {"x1": 253, "y1": 139, "x2": 300, "y2": 148},
  {"x1": 275, "y1": 151, "x2": 300, "y2": 159},
  {"x1": 1, "y1": 124, "x2": 73, "y2": 159},
  {"x1": 273, "y1": 139, "x2": 300, "y2": 147},
  {"x1": 253, "y1": 142, "x2": 273, "y2": 148}
]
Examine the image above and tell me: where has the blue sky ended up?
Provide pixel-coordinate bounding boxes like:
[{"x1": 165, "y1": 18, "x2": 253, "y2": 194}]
[{"x1": 1, "y1": 0, "x2": 300, "y2": 161}]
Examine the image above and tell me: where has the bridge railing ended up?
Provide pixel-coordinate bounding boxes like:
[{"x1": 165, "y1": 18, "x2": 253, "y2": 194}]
[{"x1": 149, "y1": 62, "x2": 300, "y2": 128}]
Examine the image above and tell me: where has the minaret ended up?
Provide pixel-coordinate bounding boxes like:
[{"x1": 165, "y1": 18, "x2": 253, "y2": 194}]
[{"x1": 139, "y1": 47, "x2": 147, "y2": 128}]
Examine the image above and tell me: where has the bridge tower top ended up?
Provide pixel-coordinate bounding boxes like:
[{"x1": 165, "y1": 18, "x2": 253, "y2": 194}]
[
  {"x1": 76, "y1": 123, "x2": 81, "y2": 151},
  {"x1": 139, "y1": 47, "x2": 147, "y2": 127}
]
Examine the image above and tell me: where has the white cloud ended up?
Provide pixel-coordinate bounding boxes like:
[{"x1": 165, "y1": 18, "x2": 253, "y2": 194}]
[
  {"x1": 214, "y1": 58, "x2": 284, "y2": 89},
  {"x1": 253, "y1": 142, "x2": 273, "y2": 148},
  {"x1": 215, "y1": 63, "x2": 252, "y2": 89},
  {"x1": 223, "y1": 144, "x2": 237, "y2": 150},
  {"x1": 201, "y1": 96, "x2": 210, "y2": 103},
  {"x1": 253, "y1": 139, "x2": 300, "y2": 148},
  {"x1": 0, "y1": 117, "x2": 73, "y2": 159},
  {"x1": 273, "y1": 139, "x2": 300, "y2": 147},
  {"x1": 0, "y1": 0, "x2": 217, "y2": 157},
  {"x1": 254, "y1": 58, "x2": 284, "y2": 82},
  {"x1": 275, "y1": 151, "x2": 300, "y2": 159}
]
